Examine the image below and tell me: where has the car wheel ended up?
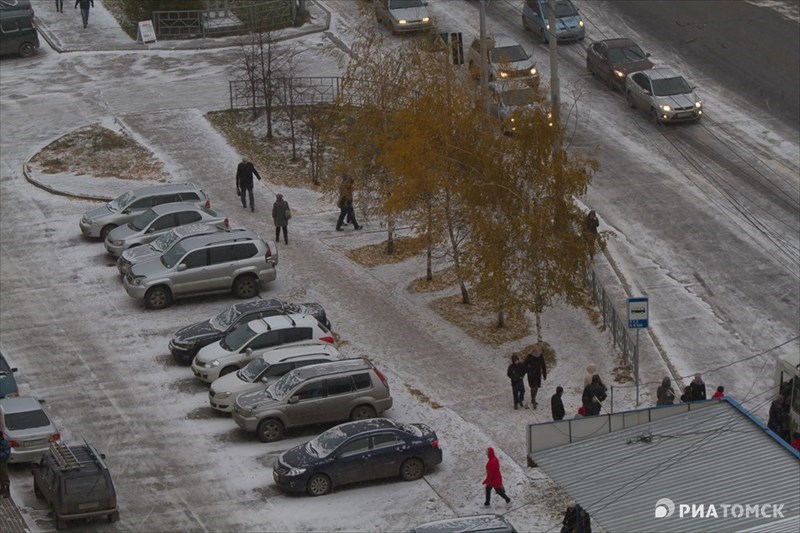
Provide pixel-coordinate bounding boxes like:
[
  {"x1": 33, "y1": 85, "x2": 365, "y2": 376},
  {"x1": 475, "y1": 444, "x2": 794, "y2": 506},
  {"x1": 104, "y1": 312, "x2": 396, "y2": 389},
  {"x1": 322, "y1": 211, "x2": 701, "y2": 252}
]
[
  {"x1": 257, "y1": 418, "x2": 284, "y2": 443},
  {"x1": 219, "y1": 366, "x2": 237, "y2": 377},
  {"x1": 307, "y1": 473, "x2": 332, "y2": 496},
  {"x1": 100, "y1": 224, "x2": 117, "y2": 240},
  {"x1": 33, "y1": 479, "x2": 43, "y2": 499},
  {"x1": 19, "y1": 42, "x2": 35, "y2": 58},
  {"x1": 108, "y1": 511, "x2": 120, "y2": 523},
  {"x1": 625, "y1": 91, "x2": 636, "y2": 109},
  {"x1": 233, "y1": 275, "x2": 259, "y2": 299},
  {"x1": 145, "y1": 286, "x2": 172, "y2": 310},
  {"x1": 400, "y1": 458, "x2": 425, "y2": 481},
  {"x1": 350, "y1": 405, "x2": 376, "y2": 421}
]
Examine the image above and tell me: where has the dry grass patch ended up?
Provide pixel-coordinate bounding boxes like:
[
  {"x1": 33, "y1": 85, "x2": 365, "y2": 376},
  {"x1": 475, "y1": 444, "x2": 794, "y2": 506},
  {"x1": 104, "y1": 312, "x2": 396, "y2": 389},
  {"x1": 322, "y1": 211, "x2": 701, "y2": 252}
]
[
  {"x1": 346, "y1": 235, "x2": 427, "y2": 266},
  {"x1": 612, "y1": 362, "x2": 634, "y2": 384},
  {"x1": 431, "y1": 294, "x2": 531, "y2": 346},
  {"x1": 407, "y1": 386, "x2": 443, "y2": 409},
  {"x1": 31, "y1": 125, "x2": 168, "y2": 182},
  {"x1": 407, "y1": 266, "x2": 460, "y2": 293}
]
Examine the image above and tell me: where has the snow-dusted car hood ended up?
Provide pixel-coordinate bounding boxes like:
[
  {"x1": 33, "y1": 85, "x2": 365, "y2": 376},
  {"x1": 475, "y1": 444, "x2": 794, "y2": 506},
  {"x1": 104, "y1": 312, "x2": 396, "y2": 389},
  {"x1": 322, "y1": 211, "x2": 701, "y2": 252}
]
[
  {"x1": 654, "y1": 91, "x2": 698, "y2": 109},
  {"x1": 122, "y1": 242, "x2": 160, "y2": 264},
  {"x1": 195, "y1": 341, "x2": 234, "y2": 364},
  {"x1": 106, "y1": 223, "x2": 138, "y2": 242},
  {"x1": 390, "y1": 6, "x2": 429, "y2": 22}
]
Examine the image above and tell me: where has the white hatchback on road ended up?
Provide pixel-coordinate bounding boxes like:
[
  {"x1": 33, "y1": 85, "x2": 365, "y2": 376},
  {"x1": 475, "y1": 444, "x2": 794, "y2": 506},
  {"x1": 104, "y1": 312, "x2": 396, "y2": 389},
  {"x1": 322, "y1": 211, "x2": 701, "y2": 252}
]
[
  {"x1": 191, "y1": 314, "x2": 334, "y2": 383},
  {"x1": 208, "y1": 344, "x2": 346, "y2": 413}
]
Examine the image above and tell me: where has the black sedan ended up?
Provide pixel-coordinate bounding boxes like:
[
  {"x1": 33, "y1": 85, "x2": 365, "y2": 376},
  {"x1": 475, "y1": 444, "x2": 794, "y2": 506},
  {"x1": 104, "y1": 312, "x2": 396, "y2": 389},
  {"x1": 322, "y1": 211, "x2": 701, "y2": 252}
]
[
  {"x1": 273, "y1": 418, "x2": 443, "y2": 496},
  {"x1": 168, "y1": 299, "x2": 331, "y2": 361},
  {"x1": 586, "y1": 38, "x2": 654, "y2": 91}
]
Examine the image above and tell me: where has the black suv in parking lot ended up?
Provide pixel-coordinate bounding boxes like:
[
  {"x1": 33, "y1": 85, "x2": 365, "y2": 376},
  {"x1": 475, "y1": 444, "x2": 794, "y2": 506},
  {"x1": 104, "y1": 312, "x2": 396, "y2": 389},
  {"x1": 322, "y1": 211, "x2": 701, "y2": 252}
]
[{"x1": 32, "y1": 442, "x2": 119, "y2": 530}]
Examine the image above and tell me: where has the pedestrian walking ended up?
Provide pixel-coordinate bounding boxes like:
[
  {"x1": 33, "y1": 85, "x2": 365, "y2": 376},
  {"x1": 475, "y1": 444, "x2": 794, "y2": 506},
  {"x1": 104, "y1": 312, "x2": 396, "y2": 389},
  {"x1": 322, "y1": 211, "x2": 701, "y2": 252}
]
[
  {"x1": 656, "y1": 377, "x2": 676, "y2": 406},
  {"x1": 74, "y1": 0, "x2": 94, "y2": 28},
  {"x1": 236, "y1": 157, "x2": 262, "y2": 212},
  {"x1": 0, "y1": 433, "x2": 10, "y2": 498},
  {"x1": 56, "y1": 0, "x2": 64, "y2": 12},
  {"x1": 689, "y1": 373, "x2": 706, "y2": 401},
  {"x1": 524, "y1": 344, "x2": 547, "y2": 409},
  {"x1": 482, "y1": 447, "x2": 511, "y2": 506},
  {"x1": 581, "y1": 374, "x2": 607, "y2": 416},
  {"x1": 711, "y1": 386, "x2": 725, "y2": 399},
  {"x1": 507, "y1": 355, "x2": 526, "y2": 410},
  {"x1": 272, "y1": 193, "x2": 290, "y2": 245},
  {"x1": 335, "y1": 173, "x2": 362, "y2": 231},
  {"x1": 585, "y1": 210, "x2": 599, "y2": 235},
  {"x1": 551, "y1": 386, "x2": 565, "y2": 421}
]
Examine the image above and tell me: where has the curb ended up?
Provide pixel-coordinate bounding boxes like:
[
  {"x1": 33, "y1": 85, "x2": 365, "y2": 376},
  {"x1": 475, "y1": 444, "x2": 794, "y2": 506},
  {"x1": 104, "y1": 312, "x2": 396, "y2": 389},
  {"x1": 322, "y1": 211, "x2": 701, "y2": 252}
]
[{"x1": 22, "y1": 162, "x2": 111, "y2": 203}]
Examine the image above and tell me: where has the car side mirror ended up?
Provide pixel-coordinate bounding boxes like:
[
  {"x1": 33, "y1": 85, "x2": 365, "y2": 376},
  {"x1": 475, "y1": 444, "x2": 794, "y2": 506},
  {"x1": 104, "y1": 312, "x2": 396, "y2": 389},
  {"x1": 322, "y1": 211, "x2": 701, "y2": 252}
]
[
  {"x1": 146, "y1": 227, "x2": 156, "y2": 233},
  {"x1": 644, "y1": 89, "x2": 651, "y2": 95},
  {"x1": 692, "y1": 85, "x2": 697, "y2": 90},
  {"x1": 261, "y1": 376, "x2": 269, "y2": 383},
  {"x1": 645, "y1": 52, "x2": 651, "y2": 57},
  {"x1": 288, "y1": 396, "x2": 299, "y2": 404},
  {"x1": 100, "y1": 453, "x2": 106, "y2": 459},
  {"x1": 244, "y1": 348, "x2": 253, "y2": 356},
  {"x1": 177, "y1": 264, "x2": 187, "y2": 271},
  {"x1": 38, "y1": 398, "x2": 47, "y2": 404}
]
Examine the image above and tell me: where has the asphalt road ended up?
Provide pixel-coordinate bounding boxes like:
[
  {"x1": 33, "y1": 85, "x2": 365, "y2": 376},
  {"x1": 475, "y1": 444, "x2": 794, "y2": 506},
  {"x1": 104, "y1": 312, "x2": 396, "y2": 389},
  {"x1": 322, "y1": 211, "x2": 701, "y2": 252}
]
[{"x1": 607, "y1": 0, "x2": 800, "y2": 130}]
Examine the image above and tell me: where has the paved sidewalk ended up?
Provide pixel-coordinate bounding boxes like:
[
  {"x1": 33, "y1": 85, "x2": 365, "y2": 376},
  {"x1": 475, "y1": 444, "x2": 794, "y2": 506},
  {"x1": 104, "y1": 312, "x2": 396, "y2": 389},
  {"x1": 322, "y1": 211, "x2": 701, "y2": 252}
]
[{"x1": 0, "y1": 495, "x2": 30, "y2": 533}]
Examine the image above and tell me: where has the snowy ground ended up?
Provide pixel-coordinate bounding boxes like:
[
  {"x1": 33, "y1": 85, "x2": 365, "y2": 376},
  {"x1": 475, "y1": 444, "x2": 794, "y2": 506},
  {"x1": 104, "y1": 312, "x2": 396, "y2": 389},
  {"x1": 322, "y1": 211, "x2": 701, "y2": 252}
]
[{"x1": 0, "y1": 1, "x2": 797, "y2": 532}]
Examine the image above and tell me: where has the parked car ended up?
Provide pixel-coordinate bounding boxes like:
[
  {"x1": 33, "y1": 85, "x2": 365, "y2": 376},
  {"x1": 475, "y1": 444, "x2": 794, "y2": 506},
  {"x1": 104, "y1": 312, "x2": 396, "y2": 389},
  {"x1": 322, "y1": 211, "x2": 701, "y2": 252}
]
[
  {"x1": 79, "y1": 182, "x2": 208, "y2": 239},
  {"x1": 410, "y1": 514, "x2": 518, "y2": 533},
  {"x1": 374, "y1": 0, "x2": 432, "y2": 34},
  {"x1": 117, "y1": 222, "x2": 233, "y2": 276},
  {"x1": 233, "y1": 358, "x2": 393, "y2": 442},
  {"x1": 0, "y1": 396, "x2": 59, "y2": 463},
  {"x1": 586, "y1": 38, "x2": 653, "y2": 91},
  {"x1": 123, "y1": 229, "x2": 277, "y2": 309},
  {"x1": 522, "y1": 0, "x2": 585, "y2": 43},
  {"x1": 104, "y1": 202, "x2": 226, "y2": 257},
  {"x1": 468, "y1": 34, "x2": 538, "y2": 84},
  {"x1": 169, "y1": 298, "x2": 331, "y2": 362},
  {"x1": 273, "y1": 418, "x2": 442, "y2": 496},
  {"x1": 0, "y1": 0, "x2": 33, "y2": 16},
  {"x1": 0, "y1": 351, "x2": 19, "y2": 398},
  {"x1": 32, "y1": 442, "x2": 119, "y2": 530},
  {"x1": 625, "y1": 68, "x2": 703, "y2": 123},
  {"x1": 209, "y1": 344, "x2": 346, "y2": 412},
  {"x1": 0, "y1": 8, "x2": 38, "y2": 58},
  {"x1": 192, "y1": 314, "x2": 334, "y2": 383}
]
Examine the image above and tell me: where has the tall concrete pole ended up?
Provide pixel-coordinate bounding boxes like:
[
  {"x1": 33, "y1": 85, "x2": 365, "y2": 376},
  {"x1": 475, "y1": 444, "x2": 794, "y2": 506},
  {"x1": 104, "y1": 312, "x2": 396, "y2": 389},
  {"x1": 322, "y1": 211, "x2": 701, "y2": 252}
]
[
  {"x1": 548, "y1": 0, "x2": 560, "y2": 123},
  {"x1": 479, "y1": 0, "x2": 489, "y2": 98}
]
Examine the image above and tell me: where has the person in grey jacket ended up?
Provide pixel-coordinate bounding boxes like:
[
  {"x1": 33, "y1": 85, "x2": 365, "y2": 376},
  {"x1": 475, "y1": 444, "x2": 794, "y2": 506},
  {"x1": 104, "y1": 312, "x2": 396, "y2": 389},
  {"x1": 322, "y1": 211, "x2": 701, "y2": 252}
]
[{"x1": 272, "y1": 193, "x2": 290, "y2": 245}]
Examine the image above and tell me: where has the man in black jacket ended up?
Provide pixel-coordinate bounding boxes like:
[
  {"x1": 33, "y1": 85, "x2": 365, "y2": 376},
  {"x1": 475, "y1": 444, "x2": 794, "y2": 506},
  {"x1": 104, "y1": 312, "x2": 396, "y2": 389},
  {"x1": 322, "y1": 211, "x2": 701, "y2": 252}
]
[
  {"x1": 507, "y1": 355, "x2": 526, "y2": 410},
  {"x1": 581, "y1": 375, "x2": 607, "y2": 416},
  {"x1": 236, "y1": 157, "x2": 262, "y2": 212},
  {"x1": 551, "y1": 386, "x2": 565, "y2": 421}
]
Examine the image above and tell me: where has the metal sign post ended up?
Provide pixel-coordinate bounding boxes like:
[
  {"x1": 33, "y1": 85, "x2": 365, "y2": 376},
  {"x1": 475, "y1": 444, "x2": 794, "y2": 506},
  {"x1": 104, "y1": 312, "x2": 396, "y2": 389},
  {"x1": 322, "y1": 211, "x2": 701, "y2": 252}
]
[{"x1": 628, "y1": 297, "x2": 649, "y2": 406}]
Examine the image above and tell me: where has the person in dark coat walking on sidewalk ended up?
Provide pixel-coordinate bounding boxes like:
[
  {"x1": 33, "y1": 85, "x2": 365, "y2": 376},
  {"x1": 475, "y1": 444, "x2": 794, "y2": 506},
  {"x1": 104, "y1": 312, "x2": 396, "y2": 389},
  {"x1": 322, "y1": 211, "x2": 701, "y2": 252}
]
[
  {"x1": 335, "y1": 173, "x2": 362, "y2": 231},
  {"x1": 581, "y1": 374, "x2": 607, "y2": 416},
  {"x1": 507, "y1": 355, "x2": 526, "y2": 410},
  {"x1": 689, "y1": 373, "x2": 707, "y2": 401},
  {"x1": 75, "y1": 0, "x2": 94, "y2": 28},
  {"x1": 236, "y1": 157, "x2": 262, "y2": 212},
  {"x1": 524, "y1": 344, "x2": 547, "y2": 409},
  {"x1": 551, "y1": 386, "x2": 565, "y2": 421},
  {"x1": 482, "y1": 447, "x2": 511, "y2": 506},
  {"x1": 271, "y1": 193, "x2": 290, "y2": 245}
]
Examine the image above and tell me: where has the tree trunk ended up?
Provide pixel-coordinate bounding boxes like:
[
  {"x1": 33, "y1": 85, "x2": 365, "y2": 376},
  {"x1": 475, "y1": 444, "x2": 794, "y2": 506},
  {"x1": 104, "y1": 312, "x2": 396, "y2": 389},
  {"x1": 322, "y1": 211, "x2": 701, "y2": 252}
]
[
  {"x1": 444, "y1": 187, "x2": 470, "y2": 304},
  {"x1": 496, "y1": 293, "x2": 506, "y2": 328},
  {"x1": 386, "y1": 217, "x2": 395, "y2": 255}
]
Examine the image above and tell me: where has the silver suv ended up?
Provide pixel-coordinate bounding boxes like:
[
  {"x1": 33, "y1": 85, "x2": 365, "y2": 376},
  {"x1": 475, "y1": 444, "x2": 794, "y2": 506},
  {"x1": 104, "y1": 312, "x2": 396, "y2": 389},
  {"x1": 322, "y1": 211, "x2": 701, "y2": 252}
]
[
  {"x1": 232, "y1": 359, "x2": 393, "y2": 442},
  {"x1": 79, "y1": 182, "x2": 208, "y2": 239},
  {"x1": 123, "y1": 230, "x2": 277, "y2": 309}
]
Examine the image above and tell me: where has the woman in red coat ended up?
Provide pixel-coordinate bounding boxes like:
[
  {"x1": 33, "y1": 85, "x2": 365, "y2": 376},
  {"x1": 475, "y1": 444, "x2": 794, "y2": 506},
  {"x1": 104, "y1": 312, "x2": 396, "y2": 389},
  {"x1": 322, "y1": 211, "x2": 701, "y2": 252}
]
[{"x1": 483, "y1": 447, "x2": 511, "y2": 506}]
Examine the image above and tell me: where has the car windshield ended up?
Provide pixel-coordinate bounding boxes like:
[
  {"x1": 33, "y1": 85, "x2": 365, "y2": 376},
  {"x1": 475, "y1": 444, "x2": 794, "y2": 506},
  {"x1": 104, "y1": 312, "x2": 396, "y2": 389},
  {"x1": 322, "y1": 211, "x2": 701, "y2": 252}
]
[
  {"x1": 109, "y1": 190, "x2": 133, "y2": 211},
  {"x1": 306, "y1": 425, "x2": 351, "y2": 458},
  {"x1": 499, "y1": 87, "x2": 536, "y2": 107},
  {"x1": 239, "y1": 357, "x2": 269, "y2": 383},
  {"x1": 553, "y1": 0, "x2": 577, "y2": 17},
  {"x1": 3, "y1": 408, "x2": 50, "y2": 430},
  {"x1": 652, "y1": 76, "x2": 693, "y2": 96},
  {"x1": 150, "y1": 230, "x2": 181, "y2": 253},
  {"x1": 220, "y1": 322, "x2": 258, "y2": 351},
  {"x1": 389, "y1": 0, "x2": 424, "y2": 8},
  {"x1": 490, "y1": 45, "x2": 528, "y2": 64},
  {"x1": 130, "y1": 209, "x2": 158, "y2": 231},
  {"x1": 210, "y1": 306, "x2": 244, "y2": 331},
  {"x1": 160, "y1": 242, "x2": 187, "y2": 269},
  {"x1": 607, "y1": 45, "x2": 646, "y2": 65},
  {"x1": 271, "y1": 371, "x2": 302, "y2": 400}
]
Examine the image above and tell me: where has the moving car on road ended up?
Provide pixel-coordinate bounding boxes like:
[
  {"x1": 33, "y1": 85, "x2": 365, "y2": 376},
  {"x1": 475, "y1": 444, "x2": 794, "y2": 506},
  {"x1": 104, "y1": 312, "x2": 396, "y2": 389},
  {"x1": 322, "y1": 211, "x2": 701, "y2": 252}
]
[
  {"x1": 374, "y1": 0, "x2": 432, "y2": 34},
  {"x1": 104, "y1": 202, "x2": 226, "y2": 257},
  {"x1": 468, "y1": 34, "x2": 538, "y2": 84},
  {"x1": 586, "y1": 38, "x2": 653, "y2": 91},
  {"x1": 273, "y1": 418, "x2": 442, "y2": 496},
  {"x1": 191, "y1": 314, "x2": 334, "y2": 383},
  {"x1": 233, "y1": 358, "x2": 393, "y2": 442},
  {"x1": 0, "y1": 396, "x2": 60, "y2": 463},
  {"x1": 522, "y1": 0, "x2": 585, "y2": 43},
  {"x1": 625, "y1": 68, "x2": 703, "y2": 123}
]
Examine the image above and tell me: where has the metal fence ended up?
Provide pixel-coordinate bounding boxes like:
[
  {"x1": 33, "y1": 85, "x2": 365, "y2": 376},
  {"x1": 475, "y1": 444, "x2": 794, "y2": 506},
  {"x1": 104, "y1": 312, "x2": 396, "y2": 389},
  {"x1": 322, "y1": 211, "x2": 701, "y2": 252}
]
[
  {"x1": 586, "y1": 268, "x2": 636, "y2": 366},
  {"x1": 153, "y1": 0, "x2": 296, "y2": 40}
]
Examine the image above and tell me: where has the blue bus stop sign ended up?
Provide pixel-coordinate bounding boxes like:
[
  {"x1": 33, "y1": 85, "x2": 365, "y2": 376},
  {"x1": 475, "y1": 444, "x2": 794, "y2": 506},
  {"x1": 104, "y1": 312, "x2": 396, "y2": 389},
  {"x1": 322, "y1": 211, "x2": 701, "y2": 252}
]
[{"x1": 628, "y1": 297, "x2": 649, "y2": 328}]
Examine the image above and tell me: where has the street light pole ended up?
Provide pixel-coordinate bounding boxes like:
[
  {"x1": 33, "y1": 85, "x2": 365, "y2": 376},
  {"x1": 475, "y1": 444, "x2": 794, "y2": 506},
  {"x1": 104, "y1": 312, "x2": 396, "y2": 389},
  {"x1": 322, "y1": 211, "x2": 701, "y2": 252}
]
[{"x1": 547, "y1": 0, "x2": 560, "y2": 123}]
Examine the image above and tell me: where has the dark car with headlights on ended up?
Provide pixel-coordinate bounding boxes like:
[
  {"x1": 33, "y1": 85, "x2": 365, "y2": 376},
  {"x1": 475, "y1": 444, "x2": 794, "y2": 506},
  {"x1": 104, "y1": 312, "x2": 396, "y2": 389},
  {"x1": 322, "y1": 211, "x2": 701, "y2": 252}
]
[
  {"x1": 273, "y1": 418, "x2": 442, "y2": 496},
  {"x1": 169, "y1": 298, "x2": 331, "y2": 361},
  {"x1": 586, "y1": 38, "x2": 653, "y2": 92}
]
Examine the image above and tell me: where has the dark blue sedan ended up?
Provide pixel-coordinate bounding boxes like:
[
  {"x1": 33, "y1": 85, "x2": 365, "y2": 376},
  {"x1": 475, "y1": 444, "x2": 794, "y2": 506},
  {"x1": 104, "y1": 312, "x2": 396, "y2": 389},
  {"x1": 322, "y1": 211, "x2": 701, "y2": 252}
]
[{"x1": 273, "y1": 418, "x2": 443, "y2": 496}]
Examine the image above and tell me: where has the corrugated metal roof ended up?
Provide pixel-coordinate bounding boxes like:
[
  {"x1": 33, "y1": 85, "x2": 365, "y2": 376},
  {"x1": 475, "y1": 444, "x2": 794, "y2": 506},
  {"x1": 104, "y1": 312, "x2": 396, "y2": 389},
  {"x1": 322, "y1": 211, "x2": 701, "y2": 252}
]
[{"x1": 531, "y1": 400, "x2": 800, "y2": 533}]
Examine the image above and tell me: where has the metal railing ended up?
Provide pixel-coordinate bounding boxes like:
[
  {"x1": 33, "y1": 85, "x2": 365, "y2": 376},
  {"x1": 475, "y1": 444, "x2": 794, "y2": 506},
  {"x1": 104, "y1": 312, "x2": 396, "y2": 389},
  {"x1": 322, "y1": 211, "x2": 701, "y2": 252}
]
[
  {"x1": 153, "y1": 0, "x2": 296, "y2": 40},
  {"x1": 586, "y1": 268, "x2": 636, "y2": 366}
]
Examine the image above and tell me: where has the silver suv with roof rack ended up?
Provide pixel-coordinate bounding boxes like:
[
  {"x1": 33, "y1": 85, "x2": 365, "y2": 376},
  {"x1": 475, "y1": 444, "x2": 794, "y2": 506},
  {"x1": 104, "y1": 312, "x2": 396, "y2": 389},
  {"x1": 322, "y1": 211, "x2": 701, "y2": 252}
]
[
  {"x1": 79, "y1": 182, "x2": 208, "y2": 239},
  {"x1": 123, "y1": 229, "x2": 278, "y2": 309}
]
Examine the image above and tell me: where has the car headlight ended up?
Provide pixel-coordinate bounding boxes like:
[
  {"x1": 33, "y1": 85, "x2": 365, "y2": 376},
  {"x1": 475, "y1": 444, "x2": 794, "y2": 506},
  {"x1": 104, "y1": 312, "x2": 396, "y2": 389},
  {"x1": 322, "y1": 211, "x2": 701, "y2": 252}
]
[
  {"x1": 286, "y1": 467, "x2": 306, "y2": 477},
  {"x1": 215, "y1": 391, "x2": 231, "y2": 399},
  {"x1": 613, "y1": 69, "x2": 624, "y2": 78},
  {"x1": 112, "y1": 240, "x2": 126, "y2": 246},
  {"x1": 82, "y1": 216, "x2": 92, "y2": 224},
  {"x1": 422, "y1": 17, "x2": 430, "y2": 23},
  {"x1": 398, "y1": 19, "x2": 407, "y2": 24},
  {"x1": 579, "y1": 20, "x2": 584, "y2": 28},
  {"x1": 530, "y1": 67, "x2": 537, "y2": 75},
  {"x1": 206, "y1": 360, "x2": 221, "y2": 368},
  {"x1": 499, "y1": 71, "x2": 508, "y2": 78},
  {"x1": 546, "y1": 23, "x2": 550, "y2": 30},
  {"x1": 131, "y1": 276, "x2": 145, "y2": 286},
  {"x1": 659, "y1": 104, "x2": 672, "y2": 112},
  {"x1": 694, "y1": 100, "x2": 702, "y2": 108}
]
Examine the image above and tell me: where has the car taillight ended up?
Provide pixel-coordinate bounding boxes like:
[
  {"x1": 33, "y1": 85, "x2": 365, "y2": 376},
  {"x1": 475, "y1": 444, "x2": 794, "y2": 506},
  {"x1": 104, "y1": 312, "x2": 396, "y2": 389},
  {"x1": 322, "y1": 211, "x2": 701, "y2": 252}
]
[
  {"x1": 431, "y1": 440, "x2": 439, "y2": 448},
  {"x1": 9, "y1": 439, "x2": 21, "y2": 448},
  {"x1": 373, "y1": 367, "x2": 389, "y2": 389},
  {"x1": 265, "y1": 248, "x2": 272, "y2": 260},
  {"x1": 319, "y1": 336, "x2": 334, "y2": 344},
  {"x1": 204, "y1": 199, "x2": 211, "y2": 208},
  {"x1": 49, "y1": 433, "x2": 61, "y2": 443}
]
